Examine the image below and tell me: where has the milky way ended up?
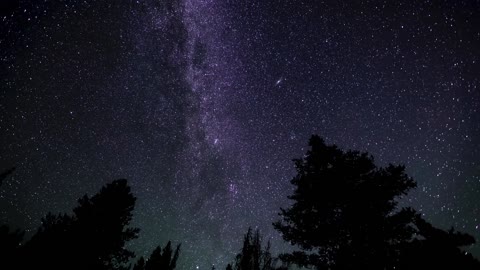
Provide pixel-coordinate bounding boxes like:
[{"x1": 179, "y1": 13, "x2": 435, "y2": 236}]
[{"x1": 1, "y1": 1, "x2": 479, "y2": 269}]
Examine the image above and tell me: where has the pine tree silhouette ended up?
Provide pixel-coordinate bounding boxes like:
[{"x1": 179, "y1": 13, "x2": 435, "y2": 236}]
[
  {"x1": 274, "y1": 135, "x2": 418, "y2": 269},
  {"x1": 398, "y1": 213, "x2": 480, "y2": 270},
  {"x1": 21, "y1": 179, "x2": 139, "y2": 270},
  {"x1": 1, "y1": 176, "x2": 184, "y2": 270},
  {"x1": 133, "y1": 241, "x2": 181, "y2": 270},
  {"x1": 233, "y1": 228, "x2": 275, "y2": 270},
  {"x1": 0, "y1": 167, "x2": 23, "y2": 269},
  {"x1": 72, "y1": 179, "x2": 139, "y2": 268},
  {"x1": 274, "y1": 135, "x2": 480, "y2": 269},
  {"x1": 133, "y1": 257, "x2": 146, "y2": 270},
  {"x1": 0, "y1": 224, "x2": 24, "y2": 268}
]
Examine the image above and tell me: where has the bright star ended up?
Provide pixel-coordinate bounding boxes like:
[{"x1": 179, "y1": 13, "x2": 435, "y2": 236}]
[{"x1": 275, "y1": 78, "x2": 283, "y2": 85}]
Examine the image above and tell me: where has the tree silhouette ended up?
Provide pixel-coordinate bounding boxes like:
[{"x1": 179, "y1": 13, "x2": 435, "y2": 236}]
[
  {"x1": 21, "y1": 179, "x2": 139, "y2": 270},
  {"x1": 0, "y1": 167, "x2": 23, "y2": 268},
  {"x1": 233, "y1": 228, "x2": 275, "y2": 270},
  {"x1": 0, "y1": 224, "x2": 24, "y2": 268},
  {"x1": 72, "y1": 179, "x2": 139, "y2": 268},
  {"x1": 398, "y1": 213, "x2": 480, "y2": 270},
  {"x1": 226, "y1": 263, "x2": 233, "y2": 270},
  {"x1": 274, "y1": 135, "x2": 480, "y2": 269},
  {"x1": 1, "y1": 176, "x2": 184, "y2": 269},
  {"x1": 274, "y1": 135, "x2": 418, "y2": 269},
  {"x1": 133, "y1": 241, "x2": 181, "y2": 270},
  {"x1": 133, "y1": 257, "x2": 146, "y2": 270}
]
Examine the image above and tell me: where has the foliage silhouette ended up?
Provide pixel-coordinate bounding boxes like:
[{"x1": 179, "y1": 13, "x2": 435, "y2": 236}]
[
  {"x1": 0, "y1": 176, "x2": 183, "y2": 270},
  {"x1": 133, "y1": 241, "x2": 181, "y2": 270},
  {"x1": 274, "y1": 135, "x2": 417, "y2": 269},
  {"x1": 1, "y1": 139, "x2": 479, "y2": 269},
  {"x1": 133, "y1": 257, "x2": 146, "y2": 270},
  {"x1": 274, "y1": 135, "x2": 480, "y2": 269},
  {"x1": 231, "y1": 227, "x2": 278, "y2": 270},
  {"x1": 20, "y1": 179, "x2": 139, "y2": 270},
  {"x1": 397, "y1": 213, "x2": 480, "y2": 270},
  {"x1": 0, "y1": 167, "x2": 23, "y2": 268},
  {"x1": 0, "y1": 224, "x2": 24, "y2": 267}
]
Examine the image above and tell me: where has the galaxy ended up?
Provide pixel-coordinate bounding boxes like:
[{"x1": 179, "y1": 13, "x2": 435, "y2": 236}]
[{"x1": 1, "y1": 0, "x2": 479, "y2": 269}]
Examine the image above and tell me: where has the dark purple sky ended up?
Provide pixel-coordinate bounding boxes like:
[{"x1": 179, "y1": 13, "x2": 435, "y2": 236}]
[{"x1": 1, "y1": 1, "x2": 479, "y2": 268}]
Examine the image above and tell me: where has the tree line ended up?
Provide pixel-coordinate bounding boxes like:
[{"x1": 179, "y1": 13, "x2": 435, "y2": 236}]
[{"x1": 1, "y1": 135, "x2": 479, "y2": 269}]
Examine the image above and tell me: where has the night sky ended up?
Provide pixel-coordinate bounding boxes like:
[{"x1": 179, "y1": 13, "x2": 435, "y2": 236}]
[{"x1": 1, "y1": 0, "x2": 479, "y2": 269}]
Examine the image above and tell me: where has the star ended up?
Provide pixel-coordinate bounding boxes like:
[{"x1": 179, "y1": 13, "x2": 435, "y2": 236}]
[
  {"x1": 0, "y1": 1, "x2": 478, "y2": 268},
  {"x1": 275, "y1": 77, "x2": 283, "y2": 86}
]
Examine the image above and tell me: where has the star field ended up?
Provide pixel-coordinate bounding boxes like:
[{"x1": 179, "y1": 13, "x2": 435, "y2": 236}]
[{"x1": 1, "y1": 1, "x2": 479, "y2": 269}]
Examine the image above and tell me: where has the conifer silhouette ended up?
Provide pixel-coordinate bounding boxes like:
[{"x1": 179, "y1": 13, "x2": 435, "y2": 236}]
[
  {"x1": 274, "y1": 135, "x2": 480, "y2": 269},
  {"x1": 134, "y1": 241, "x2": 181, "y2": 270},
  {"x1": 0, "y1": 224, "x2": 24, "y2": 268},
  {"x1": 0, "y1": 167, "x2": 23, "y2": 268},
  {"x1": 133, "y1": 257, "x2": 146, "y2": 270},
  {"x1": 398, "y1": 213, "x2": 480, "y2": 270},
  {"x1": 274, "y1": 135, "x2": 416, "y2": 269},
  {"x1": 234, "y1": 228, "x2": 275, "y2": 270},
  {"x1": 21, "y1": 179, "x2": 139, "y2": 270}
]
